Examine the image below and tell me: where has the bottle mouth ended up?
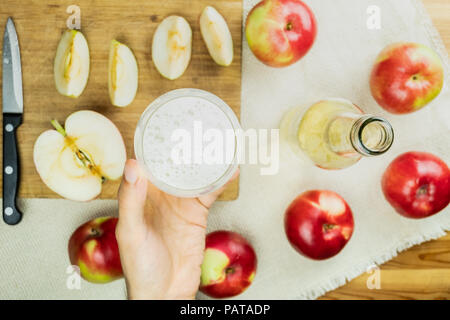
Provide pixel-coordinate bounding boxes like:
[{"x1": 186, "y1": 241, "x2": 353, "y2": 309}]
[{"x1": 350, "y1": 115, "x2": 394, "y2": 156}]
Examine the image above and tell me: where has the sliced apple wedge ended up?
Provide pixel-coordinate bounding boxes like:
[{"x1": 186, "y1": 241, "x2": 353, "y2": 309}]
[
  {"x1": 152, "y1": 16, "x2": 192, "y2": 80},
  {"x1": 200, "y1": 6, "x2": 233, "y2": 67},
  {"x1": 109, "y1": 40, "x2": 138, "y2": 107},
  {"x1": 54, "y1": 30, "x2": 90, "y2": 98},
  {"x1": 33, "y1": 111, "x2": 127, "y2": 202}
]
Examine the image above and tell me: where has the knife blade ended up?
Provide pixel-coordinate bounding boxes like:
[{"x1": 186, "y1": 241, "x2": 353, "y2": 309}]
[{"x1": 2, "y1": 17, "x2": 23, "y2": 225}]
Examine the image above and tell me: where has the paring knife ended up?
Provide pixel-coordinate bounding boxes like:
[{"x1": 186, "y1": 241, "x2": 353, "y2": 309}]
[{"x1": 2, "y1": 18, "x2": 23, "y2": 225}]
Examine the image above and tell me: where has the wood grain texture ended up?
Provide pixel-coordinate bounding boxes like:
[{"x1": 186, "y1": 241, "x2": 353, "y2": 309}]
[
  {"x1": 320, "y1": 0, "x2": 450, "y2": 300},
  {"x1": 0, "y1": 0, "x2": 242, "y2": 200}
]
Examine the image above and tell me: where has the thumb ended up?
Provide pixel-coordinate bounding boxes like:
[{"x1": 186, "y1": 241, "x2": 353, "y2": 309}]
[{"x1": 118, "y1": 159, "x2": 148, "y2": 232}]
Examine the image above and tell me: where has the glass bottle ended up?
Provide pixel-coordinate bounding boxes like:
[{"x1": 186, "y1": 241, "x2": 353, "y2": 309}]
[{"x1": 280, "y1": 98, "x2": 394, "y2": 170}]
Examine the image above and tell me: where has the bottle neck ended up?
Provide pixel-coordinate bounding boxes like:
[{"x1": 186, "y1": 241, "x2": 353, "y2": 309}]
[
  {"x1": 327, "y1": 114, "x2": 394, "y2": 157},
  {"x1": 350, "y1": 115, "x2": 394, "y2": 156}
]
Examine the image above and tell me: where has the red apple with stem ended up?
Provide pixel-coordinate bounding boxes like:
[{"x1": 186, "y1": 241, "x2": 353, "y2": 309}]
[
  {"x1": 245, "y1": 0, "x2": 317, "y2": 67},
  {"x1": 68, "y1": 217, "x2": 123, "y2": 283},
  {"x1": 200, "y1": 231, "x2": 257, "y2": 298},
  {"x1": 382, "y1": 152, "x2": 450, "y2": 219},
  {"x1": 370, "y1": 42, "x2": 444, "y2": 114},
  {"x1": 284, "y1": 190, "x2": 354, "y2": 260}
]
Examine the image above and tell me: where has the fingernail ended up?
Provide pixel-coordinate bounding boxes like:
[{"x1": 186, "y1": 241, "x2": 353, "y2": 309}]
[{"x1": 124, "y1": 162, "x2": 138, "y2": 184}]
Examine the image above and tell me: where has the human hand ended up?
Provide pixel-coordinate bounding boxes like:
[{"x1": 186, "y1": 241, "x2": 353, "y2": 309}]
[{"x1": 116, "y1": 159, "x2": 238, "y2": 300}]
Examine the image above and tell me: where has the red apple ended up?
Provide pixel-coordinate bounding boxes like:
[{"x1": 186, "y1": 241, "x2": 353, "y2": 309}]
[
  {"x1": 245, "y1": 0, "x2": 317, "y2": 67},
  {"x1": 382, "y1": 152, "x2": 450, "y2": 219},
  {"x1": 200, "y1": 231, "x2": 257, "y2": 298},
  {"x1": 68, "y1": 217, "x2": 123, "y2": 283},
  {"x1": 284, "y1": 190, "x2": 354, "y2": 260},
  {"x1": 370, "y1": 42, "x2": 444, "y2": 114}
]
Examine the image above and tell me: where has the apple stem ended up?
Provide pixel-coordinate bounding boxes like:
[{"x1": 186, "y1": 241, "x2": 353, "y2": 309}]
[
  {"x1": 51, "y1": 119, "x2": 67, "y2": 137},
  {"x1": 323, "y1": 224, "x2": 336, "y2": 233},
  {"x1": 90, "y1": 228, "x2": 101, "y2": 237},
  {"x1": 286, "y1": 22, "x2": 293, "y2": 31},
  {"x1": 225, "y1": 267, "x2": 234, "y2": 275},
  {"x1": 417, "y1": 185, "x2": 429, "y2": 196}
]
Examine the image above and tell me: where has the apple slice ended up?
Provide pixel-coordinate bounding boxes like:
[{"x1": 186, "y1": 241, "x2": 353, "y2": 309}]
[
  {"x1": 33, "y1": 111, "x2": 127, "y2": 201},
  {"x1": 109, "y1": 40, "x2": 138, "y2": 107},
  {"x1": 152, "y1": 16, "x2": 192, "y2": 80},
  {"x1": 200, "y1": 6, "x2": 233, "y2": 67},
  {"x1": 54, "y1": 30, "x2": 90, "y2": 98}
]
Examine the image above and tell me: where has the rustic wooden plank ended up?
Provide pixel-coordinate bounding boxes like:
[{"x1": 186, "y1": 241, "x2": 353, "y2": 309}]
[
  {"x1": 320, "y1": 234, "x2": 450, "y2": 300},
  {"x1": 0, "y1": 0, "x2": 242, "y2": 200}
]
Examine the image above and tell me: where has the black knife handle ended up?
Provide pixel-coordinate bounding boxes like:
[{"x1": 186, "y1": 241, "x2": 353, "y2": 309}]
[{"x1": 3, "y1": 113, "x2": 23, "y2": 225}]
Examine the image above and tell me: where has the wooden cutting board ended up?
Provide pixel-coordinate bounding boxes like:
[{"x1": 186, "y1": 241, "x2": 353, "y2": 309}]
[{"x1": 0, "y1": 0, "x2": 242, "y2": 200}]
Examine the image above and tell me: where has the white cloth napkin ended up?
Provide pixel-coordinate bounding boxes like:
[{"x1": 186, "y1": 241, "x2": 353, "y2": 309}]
[{"x1": 0, "y1": 0, "x2": 449, "y2": 300}]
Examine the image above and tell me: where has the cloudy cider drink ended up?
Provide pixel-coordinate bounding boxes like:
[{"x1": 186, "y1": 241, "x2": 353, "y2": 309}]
[
  {"x1": 135, "y1": 89, "x2": 240, "y2": 197},
  {"x1": 281, "y1": 99, "x2": 394, "y2": 170}
]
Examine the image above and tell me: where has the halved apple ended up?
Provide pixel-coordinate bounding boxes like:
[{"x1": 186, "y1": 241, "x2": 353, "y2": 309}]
[
  {"x1": 54, "y1": 30, "x2": 90, "y2": 98},
  {"x1": 200, "y1": 6, "x2": 233, "y2": 67},
  {"x1": 152, "y1": 15, "x2": 192, "y2": 80},
  {"x1": 109, "y1": 40, "x2": 138, "y2": 107},
  {"x1": 33, "y1": 111, "x2": 127, "y2": 202}
]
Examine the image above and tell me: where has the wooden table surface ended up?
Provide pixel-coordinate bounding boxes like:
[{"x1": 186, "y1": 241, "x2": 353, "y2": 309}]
[{"x1": 321, "y1": 0, "x2": 450, "y2": 300}]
